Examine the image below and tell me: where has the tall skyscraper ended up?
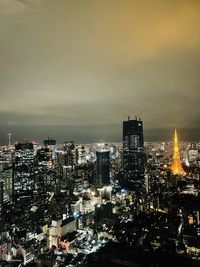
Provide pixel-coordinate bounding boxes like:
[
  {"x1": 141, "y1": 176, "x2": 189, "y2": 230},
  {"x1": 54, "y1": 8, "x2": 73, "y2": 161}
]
[
  {"x1": 0, "y1": 162, "x2": 13, "y2": 203},
  {"x1": 96, "y1": 149, "x2": 110, "y2": 187},
  {"x1": 0, "y1": 162, "x2": 13, "y2": 230},
  {"x1": 188, "y1": 142, "x2": 198, "y2": 164},
  {"x1": 14, "y1": 142, "x2": 35, "y2": 196},
  {"x1": 43, "y1": 138, "x2": 56, "y2": 159},
  {"x1": 171, "y1": 129, "x2": 186, "y2": 176},
  {"x1": 123, "y1": 118, "x2": 145, "y2": 189},
  {"x1": 63, "y1": 141, "x2": 77, "y2": 169}
]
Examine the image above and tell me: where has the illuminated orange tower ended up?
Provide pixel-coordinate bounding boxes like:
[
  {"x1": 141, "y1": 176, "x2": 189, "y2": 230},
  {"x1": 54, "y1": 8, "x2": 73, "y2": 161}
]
[{"x1": 171, "y1": 129, "x2": 186, "y2": 176}]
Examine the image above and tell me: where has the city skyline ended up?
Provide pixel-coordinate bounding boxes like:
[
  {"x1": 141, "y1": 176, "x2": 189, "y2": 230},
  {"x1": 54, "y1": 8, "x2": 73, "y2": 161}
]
[
  {"x1": 0, "y1": 0, "x2": 200, "y2": 143},
  {"x1": 0, "y1": 116, "x2": 199, "y2": 266},
  {"x1": 0, "y1": 123, "x2": 198, "y2": 145},
  {"x1": 0, "y1": 2, "x2": 199, "y2": 266}
]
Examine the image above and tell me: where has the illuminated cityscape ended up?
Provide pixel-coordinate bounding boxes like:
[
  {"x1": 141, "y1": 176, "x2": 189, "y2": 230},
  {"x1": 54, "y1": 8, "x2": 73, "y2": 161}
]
[
  {"x1": 0, "y1": 1, "x2": 200, "y2": 267},
  {"x1": 0, "y1": 122, "x2": 199, "y2": 267}
]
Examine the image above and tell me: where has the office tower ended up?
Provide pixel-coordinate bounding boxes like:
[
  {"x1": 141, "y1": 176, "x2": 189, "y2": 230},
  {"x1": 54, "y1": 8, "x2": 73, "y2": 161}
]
[
  {"x1": 57, "y1": 141, "x2": 77, "y2": 195},
  {"x1": 34, "y1": 146, "x2": 56, "y2": 194},
  {"x1": 188, "y1": 142, "x2": 198, "y2": 164},
  {"x1": 36, "y1": 147, "x2": 53, "y2": 167},
  {"x1": 77, "y1": 145, "x2": 87, "y2": 165},
  {"x1": 0, "y1": 161, "x2": 12, "y2": 201},
  {"x1": 43, "y1": 138, "x2": 56, "y2": 147},
  {"x1": 0, "y1": 162, "x2": 13, "y2": 231},
  {"x1": 0, "y1": 163, "x2": 13, "y2": 203},
  {"x1": 63, "y1": 141, "x2": 77, "y2": 168},
  {"x1": 14, "y1": 142, "x2": 35, "y2": 195},
  {"x1": 62, "y1": 166, "x2": 72, "y2": 188},
  {"x1": 171, "y1": 129, "x2": 186, "y2": 176},
  {"x1": 43, "y1": 138, "x2": 56, "y2": 159},
  {"x1": 123, "y1": 118, "x2": 145, "y2": 189},
  {"x1": 96, "y1": 149, "x2": 110, "y2": 187}
]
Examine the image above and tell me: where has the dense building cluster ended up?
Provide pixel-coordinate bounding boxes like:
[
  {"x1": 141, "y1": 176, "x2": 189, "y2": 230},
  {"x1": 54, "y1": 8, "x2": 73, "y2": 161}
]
[{"x1": 0, "y1": 120, "x2": 200, "y2": 266}]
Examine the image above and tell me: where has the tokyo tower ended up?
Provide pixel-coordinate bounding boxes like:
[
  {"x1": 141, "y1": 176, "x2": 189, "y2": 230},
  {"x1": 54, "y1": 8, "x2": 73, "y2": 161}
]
[{"x1": 171, "y1": 129, "x2": 186, "y2": 176}]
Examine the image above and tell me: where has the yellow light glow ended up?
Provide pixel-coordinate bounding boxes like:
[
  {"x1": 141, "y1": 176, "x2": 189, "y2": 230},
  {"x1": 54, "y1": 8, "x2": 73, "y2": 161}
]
[{"x1": 171, "y1": 129, "x2": 186, "y2": 176}]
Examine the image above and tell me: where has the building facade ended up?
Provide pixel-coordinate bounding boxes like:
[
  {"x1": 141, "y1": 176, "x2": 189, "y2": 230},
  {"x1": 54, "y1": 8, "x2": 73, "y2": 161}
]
[
  {"x1": 96, "y1": 150, "x2": 110, "y2": 187},
  {"x1": 123, "y1": 118, "x2": 145, "y2": 190}
]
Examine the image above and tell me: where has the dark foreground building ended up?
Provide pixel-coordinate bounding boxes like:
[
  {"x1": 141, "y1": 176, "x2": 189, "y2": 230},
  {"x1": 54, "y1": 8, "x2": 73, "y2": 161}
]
[
  {"x1": 123, "y1": 118, "x2": 145, "y2": 190},
  {"x1": 96, "y1": 150, "x2": 110, "y2": 187}
]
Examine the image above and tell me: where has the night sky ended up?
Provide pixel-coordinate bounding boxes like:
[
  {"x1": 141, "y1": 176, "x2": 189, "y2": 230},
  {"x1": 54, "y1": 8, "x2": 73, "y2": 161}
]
[{"x1": 0, "y1": 0, "x2": 199, "y2": 143}]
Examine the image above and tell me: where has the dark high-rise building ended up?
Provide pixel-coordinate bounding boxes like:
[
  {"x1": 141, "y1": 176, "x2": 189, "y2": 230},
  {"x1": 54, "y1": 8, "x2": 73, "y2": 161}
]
[
  {"x1": 123, "y1": 118, "x2": 145, "y2": 189},
  {"x1": 43, "y1": 138, "x2": 56, "y2": 159},
  {"x1": 43, "y1": 138, "x2": 56, "y2": 146},
  {"x1": 63, "y1": 141, "x2": 78, "y2": 168},
  {"x1": 36, "y1": 147, "x2": 53, "y2": 165},
  {"x1": 14, "y1": 142, "x2": 35, "y2": 196},
  {"x1": 0, "y1": 162, "x2": 13, "y2": 203},
  {"x1": 96, "y1": 150, "x2": 110, "y2": 187},
  {"x1": 0, "y1": 162, "x2": 13, "y2": 230}
]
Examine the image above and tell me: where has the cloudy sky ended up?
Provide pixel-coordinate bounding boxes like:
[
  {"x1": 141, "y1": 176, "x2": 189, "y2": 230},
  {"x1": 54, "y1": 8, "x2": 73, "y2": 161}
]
[{"x1": 0, "y1": 0, "x2": 199, "y2": 143}]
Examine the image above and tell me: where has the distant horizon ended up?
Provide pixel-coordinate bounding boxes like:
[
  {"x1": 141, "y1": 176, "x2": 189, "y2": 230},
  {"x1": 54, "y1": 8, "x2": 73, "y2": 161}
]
[{"x1": 0, "y1": 123, "x2": 199, "y2": 145}]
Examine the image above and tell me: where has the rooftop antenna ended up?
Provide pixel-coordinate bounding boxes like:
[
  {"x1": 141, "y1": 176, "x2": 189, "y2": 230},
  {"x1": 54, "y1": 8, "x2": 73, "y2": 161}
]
[{"x1": 128, "y1": 115, "x2": 130, "y2": 121}]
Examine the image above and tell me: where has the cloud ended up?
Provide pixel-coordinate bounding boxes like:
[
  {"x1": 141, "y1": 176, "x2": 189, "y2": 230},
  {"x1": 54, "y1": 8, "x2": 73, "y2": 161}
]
[
  {"x1": 0, "y1": 0, "x2": 199, "y2": 141},
  {"x1": 0, "y1": 0, "x2": 41, "y2": 15},
  {"x1": 0, "y1": 0, "x2": 26, "y2": 15}
]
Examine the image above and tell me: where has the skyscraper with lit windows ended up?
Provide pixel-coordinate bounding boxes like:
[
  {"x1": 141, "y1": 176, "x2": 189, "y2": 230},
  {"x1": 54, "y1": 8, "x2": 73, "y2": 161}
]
[
  {"x1": 96, "y1": 150, "x2": 110, "y2": 187},
  {"x1": 14, "y1": 142, "x2": 35, "y2": 196},
  {"x1": 123, "y1": 118, "x2": 145, "y2": 190}
]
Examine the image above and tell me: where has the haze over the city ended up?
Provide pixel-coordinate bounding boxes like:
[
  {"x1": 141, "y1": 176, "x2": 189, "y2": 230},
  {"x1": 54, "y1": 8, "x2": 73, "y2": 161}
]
[{"x1": 0, "y1": 0, "x2": 199, "y2": 143}]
